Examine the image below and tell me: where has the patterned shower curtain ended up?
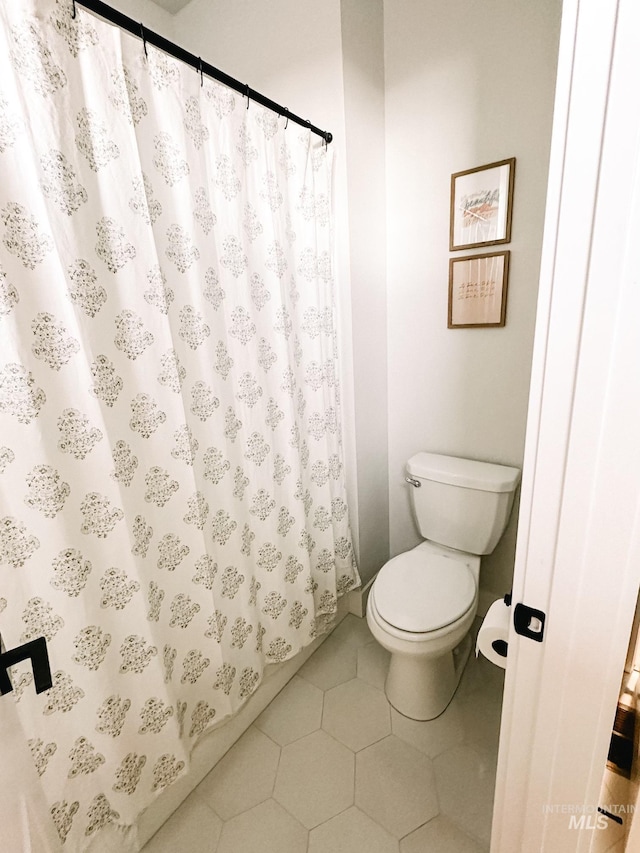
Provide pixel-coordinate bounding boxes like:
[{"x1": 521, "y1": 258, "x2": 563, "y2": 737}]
[{"x1": 0, "y1": 0, "x2": 359, "y2": 848}]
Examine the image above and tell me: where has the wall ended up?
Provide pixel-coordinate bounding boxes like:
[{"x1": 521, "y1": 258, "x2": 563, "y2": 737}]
[
  {"x1": 340, "y1": 0, "x2": 389, "y2": 585},
  {"x1": 107, "y1": 0, "x2": 175, "y2": 39},
  {"x1": 384, "y1": 0, "x2": 562, "y2": 599}
]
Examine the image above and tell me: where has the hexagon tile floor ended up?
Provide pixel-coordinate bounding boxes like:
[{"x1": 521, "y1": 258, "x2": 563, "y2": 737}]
[{"x1": 142, "y1": 614, "x2": 504, "y2": 853}]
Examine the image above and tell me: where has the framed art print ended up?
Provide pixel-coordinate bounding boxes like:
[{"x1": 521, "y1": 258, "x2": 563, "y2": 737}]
[
  {"x1": 448, "y1": 251, "x2": 510, "y2": 328},
  {"x1": 449, "y1": 158, "x2": 515, "y2": 251}
]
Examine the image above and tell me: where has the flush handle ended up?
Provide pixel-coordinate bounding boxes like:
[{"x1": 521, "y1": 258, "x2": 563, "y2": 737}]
[{"x1": 405, "y1": 476, "x2": 421, "y2": 488}]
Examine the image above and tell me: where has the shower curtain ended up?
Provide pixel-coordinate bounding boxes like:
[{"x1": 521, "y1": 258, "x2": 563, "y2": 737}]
[{"x1": 0, "y1": 0, "x2": 359, "y2": 848}]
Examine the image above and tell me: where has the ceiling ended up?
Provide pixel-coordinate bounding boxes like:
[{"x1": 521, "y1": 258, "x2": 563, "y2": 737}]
[{"x1": 149, "y1": 0, "x2": 192, "y2": 13}]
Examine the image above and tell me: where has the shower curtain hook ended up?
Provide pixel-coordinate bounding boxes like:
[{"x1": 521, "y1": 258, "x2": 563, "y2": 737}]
[
  {"x1": 140, "y1": 23, "x2": 148, "y2": 57},
  {"x1": 71, "y1": 0, "x2": 77, "y2": 20},
  {"x1": 198, "y1": 57, "x2": 203, "y2": 87},
  {"x1": 245, "y1": 84, "x2": 250, "y2": 110},
  {"x1": 283, "y1": 108, "x2": 289, "y2": 130}
]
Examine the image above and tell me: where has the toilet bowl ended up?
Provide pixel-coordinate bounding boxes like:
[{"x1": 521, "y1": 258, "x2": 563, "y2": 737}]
[
  {"x1": 367, "y1": 540, "x2": 479, "y2": 720},
  {"x1": 366, "y1": 452, "x2": 520, "y2": 721}
]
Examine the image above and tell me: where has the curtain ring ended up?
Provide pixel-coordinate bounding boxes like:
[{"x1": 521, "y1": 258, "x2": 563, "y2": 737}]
[{"x1": 140, "y1": 23, "x2": 148, "y2": 57}]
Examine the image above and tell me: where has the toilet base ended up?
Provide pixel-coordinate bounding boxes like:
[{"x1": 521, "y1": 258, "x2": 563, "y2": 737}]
[{"x1": 385, "y1": 634, "x2": 472, "y2": 721}]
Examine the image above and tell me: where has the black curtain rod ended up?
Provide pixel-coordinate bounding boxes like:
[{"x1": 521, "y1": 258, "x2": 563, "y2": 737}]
[{"x1": 73, "y1": 0, "x2": 333, "y2": 144}]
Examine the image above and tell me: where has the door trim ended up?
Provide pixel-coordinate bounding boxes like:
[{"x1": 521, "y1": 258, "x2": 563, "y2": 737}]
[{"x1": 492, "y1": 0, "x2": 640, "y2": 849}]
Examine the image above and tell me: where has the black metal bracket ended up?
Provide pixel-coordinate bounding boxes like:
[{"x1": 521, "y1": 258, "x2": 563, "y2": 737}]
[
  {"x1": 513, "y1": 603, "x2": 546, "y2": 643},
  {"x1": 0, "y1": 637, "x2": 52, "y2": 695}
]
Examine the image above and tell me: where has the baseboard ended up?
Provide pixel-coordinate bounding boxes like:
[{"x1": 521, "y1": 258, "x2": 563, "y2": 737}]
[{"x1": 345, "y1": 575, "x2": 375, "y2": 618}]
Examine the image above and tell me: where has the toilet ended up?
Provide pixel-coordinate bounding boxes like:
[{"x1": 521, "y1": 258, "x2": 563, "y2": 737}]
[{"x1": 367, "y1": 452, "x2": 520, "y2": 721}]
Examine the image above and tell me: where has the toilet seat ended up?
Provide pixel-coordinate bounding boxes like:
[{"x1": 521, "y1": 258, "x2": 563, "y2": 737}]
[{"x1": 373, "y1": 549, "x2": 476, "y2": 634}]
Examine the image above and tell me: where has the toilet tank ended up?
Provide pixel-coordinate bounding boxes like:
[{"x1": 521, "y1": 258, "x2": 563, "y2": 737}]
[{"x1": 406, "y1": 452, "x2": 521, "y2": 555}]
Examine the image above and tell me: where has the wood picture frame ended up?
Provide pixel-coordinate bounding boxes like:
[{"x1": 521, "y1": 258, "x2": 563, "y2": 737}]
[
  {"x1": 450, "y1": 158, "x2": 515, "y2": 251},
  {"x1": 448, "y1": 250, "x2": 510, "y2": 328}
]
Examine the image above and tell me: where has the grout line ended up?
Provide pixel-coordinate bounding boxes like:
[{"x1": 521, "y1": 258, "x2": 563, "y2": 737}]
[
  {"x1": 353, "y1": 747, "x2": 358, "y2": 808},
  {"x1": 397, "y1": 812, "x2": 440, "y2": 841},
  {"x1": 197, "y1": 619, "x2": 504, "y2": 853},
  {"x1": 270, "y1": 743, "x2": 281, "y2": 800}
]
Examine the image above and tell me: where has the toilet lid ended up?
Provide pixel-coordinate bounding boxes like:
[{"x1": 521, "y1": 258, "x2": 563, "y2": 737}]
[{"x1": 374, "y1": 550, "x2": 476, "y2": 633}]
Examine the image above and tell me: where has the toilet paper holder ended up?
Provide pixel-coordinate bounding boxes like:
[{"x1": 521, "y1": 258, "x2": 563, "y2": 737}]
[
  {"x1": 499, "y1": 591, "x2": 547, "y2": 644},
  {"x1": 513, "y1": 602, "x2": 546, "y2": 643}
]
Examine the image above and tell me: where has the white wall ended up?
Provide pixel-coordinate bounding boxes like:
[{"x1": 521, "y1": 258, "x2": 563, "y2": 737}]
[
  {"x1": 384, "y1": 0, "x2": 562, "y2": 598},
  {"x1": 107, "y1": 0, "x2": 175, "y2": 39},
  {"x1": 340, "y1": 0, "x2": 389, "y2": 585}
]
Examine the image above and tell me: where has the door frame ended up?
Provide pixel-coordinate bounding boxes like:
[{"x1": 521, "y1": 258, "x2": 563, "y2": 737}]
[{"x1": 492, "y1": 0, "x2": 640, "y2": 849}]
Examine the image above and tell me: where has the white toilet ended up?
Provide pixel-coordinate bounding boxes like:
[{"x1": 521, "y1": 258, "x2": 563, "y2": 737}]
[{"x1": 367, "y1": 452, "x2": 520, "y2": 721}]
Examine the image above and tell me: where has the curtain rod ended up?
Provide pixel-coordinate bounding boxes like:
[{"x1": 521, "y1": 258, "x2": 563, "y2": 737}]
[{"x1": 72, "y1": 0, "x2": 333, "y2": 144}]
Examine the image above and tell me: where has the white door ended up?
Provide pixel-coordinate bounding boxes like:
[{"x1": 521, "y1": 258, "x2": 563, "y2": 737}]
[{"x1": 491, "y1": 0, "x2": 640, "y2": 850}]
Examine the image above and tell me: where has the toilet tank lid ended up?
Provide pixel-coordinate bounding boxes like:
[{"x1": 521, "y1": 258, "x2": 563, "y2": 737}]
[{"x1": 406, "y1": 452, "x2": 521, "y2": 493}]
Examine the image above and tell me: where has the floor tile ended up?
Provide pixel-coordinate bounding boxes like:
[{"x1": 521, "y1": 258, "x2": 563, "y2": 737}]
[
  {"x1": 273, "y1": 729, "x2": 355, "y2": 828},
  {"x1": 140, "y1": 613, "x2": 503, "y2": 853},
  {"x1": 457, "y1": 686, "x2": 504, "y2": 755},
  {"x1": 195, "y1": 725, "x2": 280, "y2": 820},
  {"x1": 323, "y1": 677, "x2": 391, "y2": 751},
  {"x1": 458, "y1": 646, "x2": 505, "y2": 701},
  {"x1": 391, "y1": 701, "x2": 464, "y2": 759},
  {"x1": 357, "y1": 640, "x2": 390, "y2": 690},
  {"x1": 309, "y1": 806, "x2": 400, "y2": 853},
  {"x1": 255, "y1": 675, "x2": 324, "y2": 745},
  {"x1": 216, "y1": 798, "x2": 307, "y2": 853},
  {"x1": 433, "y1": 743, "x2": 497, "y2": 846},
  {"x1": 142, "y1": 793, "x2": 222, "y2": 852},
  {"x1": 400, "y1": 814, "x2": 484, "y2": 853},
  {"x1": 356, "y1": 734, "x2": 439, "y2": 838},
  {"x1": 298, "y1": 633, "x2": 358, "y2": 691}
]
